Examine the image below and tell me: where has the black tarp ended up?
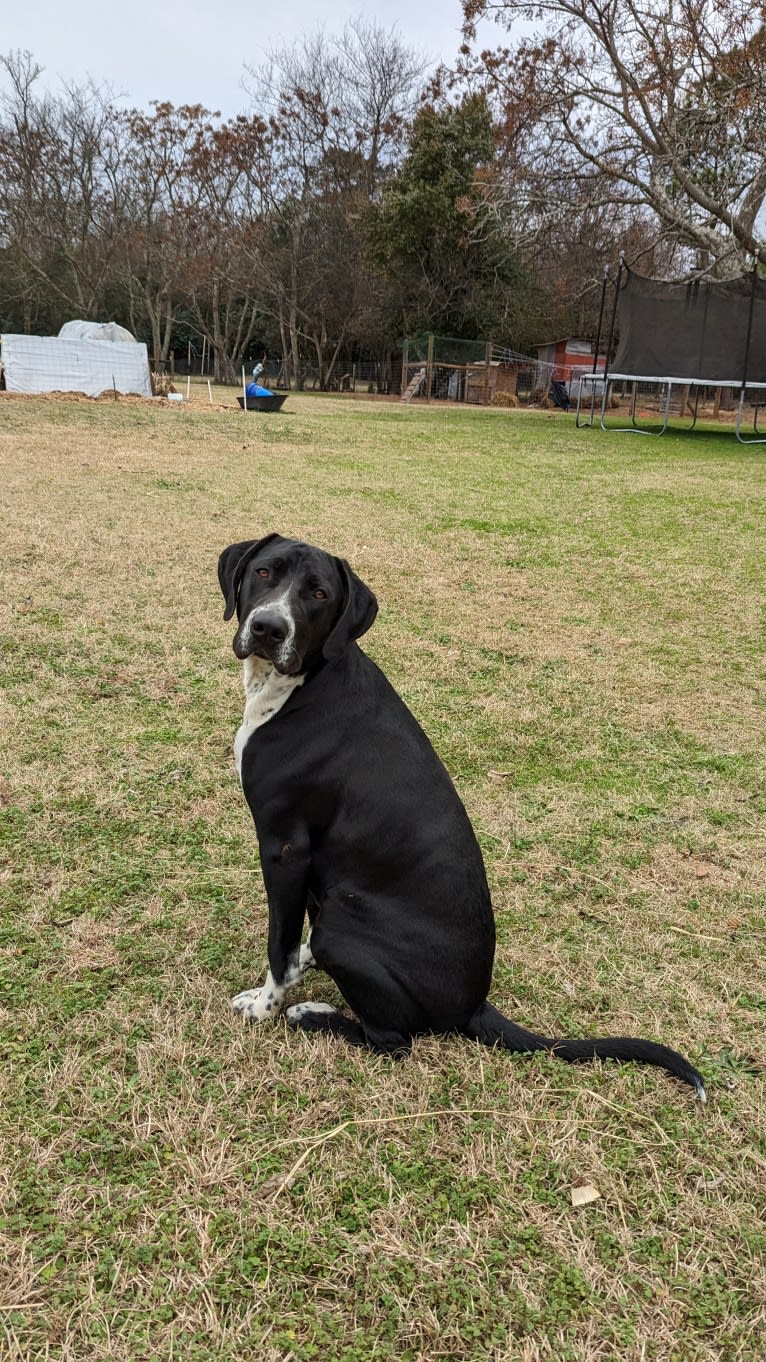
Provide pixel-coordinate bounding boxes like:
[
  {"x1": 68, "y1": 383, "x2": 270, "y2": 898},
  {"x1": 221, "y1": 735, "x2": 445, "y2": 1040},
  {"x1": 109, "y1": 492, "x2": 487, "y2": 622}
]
[
  {"x1": 548, "y1": 379, "x2": 571, "y2": 409},
  {"x1": 612, "y1": 270, "x2": 766, "y2": 383}
]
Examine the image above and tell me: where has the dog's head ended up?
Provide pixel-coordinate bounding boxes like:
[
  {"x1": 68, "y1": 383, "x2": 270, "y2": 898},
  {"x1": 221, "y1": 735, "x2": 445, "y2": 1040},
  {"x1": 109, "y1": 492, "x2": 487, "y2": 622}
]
[{"x1": 217, "y1": 534, "x2": 378, "y2": 675}]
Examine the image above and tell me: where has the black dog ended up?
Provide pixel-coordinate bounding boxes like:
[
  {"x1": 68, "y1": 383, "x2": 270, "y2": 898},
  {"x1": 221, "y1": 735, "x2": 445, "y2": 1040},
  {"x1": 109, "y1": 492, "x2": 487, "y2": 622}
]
[{"x1": 218, "y1": 534, "x2": 706, "y2": 1100}]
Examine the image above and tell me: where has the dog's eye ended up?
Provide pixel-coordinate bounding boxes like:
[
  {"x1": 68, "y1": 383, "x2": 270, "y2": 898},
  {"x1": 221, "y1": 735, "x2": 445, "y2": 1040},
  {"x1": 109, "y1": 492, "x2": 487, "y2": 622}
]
[
  {"x1": 257, "y1": 568, "x2": 269, "y2": 578},
  {"x1": 313, "y1": 589, "x2": 327, "y2": 600}
]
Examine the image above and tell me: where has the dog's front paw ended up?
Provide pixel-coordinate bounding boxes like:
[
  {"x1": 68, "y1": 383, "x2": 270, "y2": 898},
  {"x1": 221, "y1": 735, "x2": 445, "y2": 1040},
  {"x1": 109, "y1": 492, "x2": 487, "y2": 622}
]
[
  {"x1": 232, "y1": 985, "x2": 282, "y2": 1022},
  {"x1": 286, "y1": 1001, "x2": 337, "y2": 1027}
]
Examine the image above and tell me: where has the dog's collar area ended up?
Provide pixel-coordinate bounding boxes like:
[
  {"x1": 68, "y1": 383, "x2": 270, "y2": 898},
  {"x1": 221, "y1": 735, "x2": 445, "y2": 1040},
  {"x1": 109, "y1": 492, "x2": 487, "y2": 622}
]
[{"x1": 234, "y1": 659, "x2": 306, "y2": 780}]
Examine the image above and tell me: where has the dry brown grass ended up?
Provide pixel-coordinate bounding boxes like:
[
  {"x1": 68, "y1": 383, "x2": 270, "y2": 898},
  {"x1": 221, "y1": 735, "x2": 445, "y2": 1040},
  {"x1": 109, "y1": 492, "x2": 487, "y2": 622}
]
[{"x1": 0, "y1": 393, "x2": 764, "y2": 1361}]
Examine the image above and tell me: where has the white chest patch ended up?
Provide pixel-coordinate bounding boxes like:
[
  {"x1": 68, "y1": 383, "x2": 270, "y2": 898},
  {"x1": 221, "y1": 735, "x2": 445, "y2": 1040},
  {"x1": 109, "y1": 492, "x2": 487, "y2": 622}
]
[{"x1": 234, "y1": 656, "x2": 305, "y2": 781}]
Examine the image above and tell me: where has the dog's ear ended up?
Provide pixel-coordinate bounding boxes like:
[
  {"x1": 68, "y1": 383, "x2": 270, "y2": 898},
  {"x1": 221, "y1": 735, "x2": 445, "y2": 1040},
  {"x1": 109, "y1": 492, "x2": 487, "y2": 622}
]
[
  {"x1": 217, "y1": 534, "x2": 283, "y2": 621},
  {"x1": 322, "y1": 559, "x2": 378, "y2": 660}
]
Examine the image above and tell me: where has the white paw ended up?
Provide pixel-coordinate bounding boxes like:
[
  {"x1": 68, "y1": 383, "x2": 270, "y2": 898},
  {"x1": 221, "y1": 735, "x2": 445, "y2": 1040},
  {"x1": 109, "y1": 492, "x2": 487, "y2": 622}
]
[
  {"x1": 232, "y1": 985, "x2": 282, "y2": 1021},
  {"x1": 286, "y1": 1002, "x2": 337, "y2": 1022}
]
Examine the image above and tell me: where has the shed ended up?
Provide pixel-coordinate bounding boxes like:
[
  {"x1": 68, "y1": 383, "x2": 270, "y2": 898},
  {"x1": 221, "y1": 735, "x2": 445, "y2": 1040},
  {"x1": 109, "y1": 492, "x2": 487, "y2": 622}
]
[{"x1": 535, "y1": 338, "x2": 606, "y2": 387}]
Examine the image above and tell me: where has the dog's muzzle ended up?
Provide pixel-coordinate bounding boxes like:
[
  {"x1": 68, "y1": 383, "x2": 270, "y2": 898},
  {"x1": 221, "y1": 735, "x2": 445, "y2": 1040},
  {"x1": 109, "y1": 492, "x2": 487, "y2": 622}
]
[{"x1": 234, "y1": 608, "x2": 300, "y2": 672}]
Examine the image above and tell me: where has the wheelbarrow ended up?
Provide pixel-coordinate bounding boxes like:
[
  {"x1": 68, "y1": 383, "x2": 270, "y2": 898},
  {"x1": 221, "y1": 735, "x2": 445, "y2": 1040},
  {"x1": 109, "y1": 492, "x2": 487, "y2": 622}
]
[{"x1": 237, "y1": 393, "x2": 288, "y2": 412}]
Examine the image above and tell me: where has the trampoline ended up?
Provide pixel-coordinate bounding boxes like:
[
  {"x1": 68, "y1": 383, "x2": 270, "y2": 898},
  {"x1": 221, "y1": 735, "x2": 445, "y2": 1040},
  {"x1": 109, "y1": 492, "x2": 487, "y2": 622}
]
[{"x1": 576, "y1": 257, "x2": 766, "y2": 444}]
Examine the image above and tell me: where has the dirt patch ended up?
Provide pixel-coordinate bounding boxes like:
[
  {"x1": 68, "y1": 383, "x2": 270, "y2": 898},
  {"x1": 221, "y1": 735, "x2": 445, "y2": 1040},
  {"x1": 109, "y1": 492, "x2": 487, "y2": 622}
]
[{"x1": 0, "y1": 389, "x2": 168, "y2": 407}]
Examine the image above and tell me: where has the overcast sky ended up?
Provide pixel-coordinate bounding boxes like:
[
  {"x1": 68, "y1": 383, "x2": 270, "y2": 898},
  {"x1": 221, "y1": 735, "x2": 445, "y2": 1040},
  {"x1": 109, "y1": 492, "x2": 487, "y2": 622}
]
[{"x1": 1, "y1": 0, "x2": 507, "y2": 115}]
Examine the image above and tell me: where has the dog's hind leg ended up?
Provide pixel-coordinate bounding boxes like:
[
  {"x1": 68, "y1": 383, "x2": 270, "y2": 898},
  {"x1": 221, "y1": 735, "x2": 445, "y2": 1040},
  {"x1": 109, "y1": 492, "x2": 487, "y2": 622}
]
[{"x1": 285, "y1": 1002, "x2": 411, "y2": 1055}]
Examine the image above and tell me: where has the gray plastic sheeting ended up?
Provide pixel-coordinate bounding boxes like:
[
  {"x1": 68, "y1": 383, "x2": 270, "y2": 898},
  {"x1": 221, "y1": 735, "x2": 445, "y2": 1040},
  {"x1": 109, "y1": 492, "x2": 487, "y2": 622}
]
[
  {"x1": 1, "y1": 334, "x2": 152, "y2": 397},
  {"x1": 58, "y1": 320, "x2": 138, "y2": 344}
]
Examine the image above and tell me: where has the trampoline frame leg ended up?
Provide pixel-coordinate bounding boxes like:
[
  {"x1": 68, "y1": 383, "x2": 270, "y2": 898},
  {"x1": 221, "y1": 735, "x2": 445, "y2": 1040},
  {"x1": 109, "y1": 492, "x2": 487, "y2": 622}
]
[
  {"x1": 735, "y1": 394, "x2": 766, "y2": 445},
  {"x1": 575, "y1": 375, "x2": 598, "y2": 428},
  {"x1": 597, "y1": 379, "x2": 700, "y2": 436}
]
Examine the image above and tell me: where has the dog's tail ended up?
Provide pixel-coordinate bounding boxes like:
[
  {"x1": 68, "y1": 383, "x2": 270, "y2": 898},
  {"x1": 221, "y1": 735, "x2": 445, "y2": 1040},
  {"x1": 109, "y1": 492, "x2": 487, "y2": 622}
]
[{"x1": 464, "y1": 1002, "x2": 706, "y2": 1101}]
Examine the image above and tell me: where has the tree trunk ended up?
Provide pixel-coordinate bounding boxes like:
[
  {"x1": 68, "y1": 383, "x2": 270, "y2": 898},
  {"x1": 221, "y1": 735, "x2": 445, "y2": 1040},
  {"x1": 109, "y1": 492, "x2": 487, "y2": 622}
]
[
  {"x1": 160, "y1": 298, "x2": 174, "y2": 363},
  {"x1": 289, "y1": 297, "x2": 302, "y2": 390},
  {"x1": 324, "y1": 333, "x2": 346, "y2": 390},
  {"x1": 212, "y1": 278, "x2": 226, "y2": 383},
  {"x1": 278, "y1": 314, "x2": 291, "y2": 389},
  {"x1": 146, "y1": 289, "x2": 162, "y2": 365},
  {"x1": 288, "y1": 224, "x2": 304, "y2": 389}
]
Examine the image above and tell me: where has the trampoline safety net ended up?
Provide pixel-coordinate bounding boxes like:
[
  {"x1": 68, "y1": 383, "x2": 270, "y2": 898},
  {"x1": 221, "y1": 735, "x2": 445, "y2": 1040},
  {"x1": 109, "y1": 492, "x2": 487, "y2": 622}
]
[{"x1": 613, "y1": 271, "x2": 766, "y2": 383}]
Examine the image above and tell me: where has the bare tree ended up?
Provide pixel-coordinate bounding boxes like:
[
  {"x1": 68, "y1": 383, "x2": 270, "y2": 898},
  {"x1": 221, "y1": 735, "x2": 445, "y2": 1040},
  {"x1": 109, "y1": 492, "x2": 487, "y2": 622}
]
[
  {"x1": 0, "y1": 50, "x2": 125, "y2": 322},
  {"x1": 243, "y1": 22, "x2": 426, "y2": 386},
  {"x1": 0, "y1": 51, "x2": 48, "y2": 331},
  {"x1": 117, "y1": 102, "x2": 213, "y2": 363},
  {"x1": 460, "y1": 0, "x2": 766, "y2": 275},
  {"x1": 176, "y1": 113, "x2": 271, "y2": 383}
]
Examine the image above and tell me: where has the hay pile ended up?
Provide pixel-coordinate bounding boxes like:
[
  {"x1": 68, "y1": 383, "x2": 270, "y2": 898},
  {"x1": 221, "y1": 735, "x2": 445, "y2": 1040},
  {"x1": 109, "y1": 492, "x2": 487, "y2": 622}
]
[{"x1": 151, "y1": 372, "x2": 177, "y2": 396}]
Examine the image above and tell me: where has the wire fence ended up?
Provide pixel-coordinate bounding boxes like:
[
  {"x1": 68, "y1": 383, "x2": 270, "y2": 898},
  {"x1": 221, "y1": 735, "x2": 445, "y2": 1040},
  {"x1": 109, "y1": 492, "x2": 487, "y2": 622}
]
[
  {"x1": 151, "y1": 334, "x2": 567, "y2": 402},
  {"x1": 401, "y1": 334, "x2": 555, "y2": 406}
]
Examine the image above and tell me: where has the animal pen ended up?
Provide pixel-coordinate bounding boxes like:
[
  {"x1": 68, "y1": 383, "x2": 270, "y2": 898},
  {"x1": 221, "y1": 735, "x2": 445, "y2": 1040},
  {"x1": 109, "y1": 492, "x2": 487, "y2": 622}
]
[
  {"x1": 400, "y1": 334, "x2": 553, "y2": 406},
  {"x1": 577, "y1": 256, "x2": 766, "y2": 443}
]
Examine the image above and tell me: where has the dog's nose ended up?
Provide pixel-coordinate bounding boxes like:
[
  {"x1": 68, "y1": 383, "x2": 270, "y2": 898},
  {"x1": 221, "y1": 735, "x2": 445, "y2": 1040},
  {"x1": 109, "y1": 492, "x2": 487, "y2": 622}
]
[{"x1": 251, "y1": 612, "x2": 288, "y2": 645}]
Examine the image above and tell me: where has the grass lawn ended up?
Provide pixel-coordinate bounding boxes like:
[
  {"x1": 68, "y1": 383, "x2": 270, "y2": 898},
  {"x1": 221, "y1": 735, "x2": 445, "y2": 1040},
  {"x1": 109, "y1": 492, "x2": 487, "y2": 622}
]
[{"x1": 1, "y1": 391, "x2": 764, "y2": 1361}]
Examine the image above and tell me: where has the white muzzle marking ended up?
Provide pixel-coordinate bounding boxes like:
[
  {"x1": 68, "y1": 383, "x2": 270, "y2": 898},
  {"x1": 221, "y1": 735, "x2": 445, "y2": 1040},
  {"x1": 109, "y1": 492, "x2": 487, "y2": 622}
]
[{"x1": 240, "y1": 588, "x2": 298, "y2": 673}]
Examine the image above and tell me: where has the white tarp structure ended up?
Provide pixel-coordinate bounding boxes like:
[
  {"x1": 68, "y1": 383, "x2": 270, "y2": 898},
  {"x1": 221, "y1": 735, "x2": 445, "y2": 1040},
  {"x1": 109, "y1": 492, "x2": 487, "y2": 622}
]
[
  {"x1": 0, "y1": 333, "x2": 152, "y2": 397},
  {"x1": 58, "y1": 320, "x2": 138, "y2": 344}
]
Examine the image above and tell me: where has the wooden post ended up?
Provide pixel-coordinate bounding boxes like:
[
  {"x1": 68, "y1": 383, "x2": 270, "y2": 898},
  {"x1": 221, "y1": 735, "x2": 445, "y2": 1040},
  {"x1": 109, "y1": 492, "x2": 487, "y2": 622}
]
[
  {"x1": 483, "y1": 340, "x2": 492, "y2": 406},
  {"x1": 425, "y1": 334, "x2": 434, "y2": 402},
  {"x1": 400, "y1": 342, "x2": 409, "y2": 396}
]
